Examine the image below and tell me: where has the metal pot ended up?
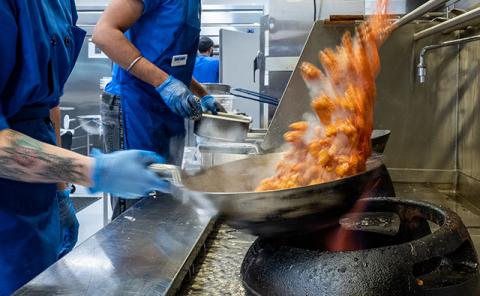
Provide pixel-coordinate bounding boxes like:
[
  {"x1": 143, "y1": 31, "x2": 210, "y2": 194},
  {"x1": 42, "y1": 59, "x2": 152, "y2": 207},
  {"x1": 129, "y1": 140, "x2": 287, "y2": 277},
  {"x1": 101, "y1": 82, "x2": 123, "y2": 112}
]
[
  {"x1": 202, "y1": 83, "x2": 231, "y2": 95},
  {"x1": 194, "y1": 112, "x2": 252, "y2": 142}
]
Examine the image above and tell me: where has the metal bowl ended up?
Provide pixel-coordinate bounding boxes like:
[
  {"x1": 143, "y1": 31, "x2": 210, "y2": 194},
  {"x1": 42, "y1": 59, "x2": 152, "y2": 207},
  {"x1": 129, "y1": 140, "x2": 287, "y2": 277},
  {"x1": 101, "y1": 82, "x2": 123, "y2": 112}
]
[
  {"x1": 194, "y1": 112, "x2": 251, "y2": 142},
  {"x1": 202, "y1": 83, "x2": 231, "y2": 95}
]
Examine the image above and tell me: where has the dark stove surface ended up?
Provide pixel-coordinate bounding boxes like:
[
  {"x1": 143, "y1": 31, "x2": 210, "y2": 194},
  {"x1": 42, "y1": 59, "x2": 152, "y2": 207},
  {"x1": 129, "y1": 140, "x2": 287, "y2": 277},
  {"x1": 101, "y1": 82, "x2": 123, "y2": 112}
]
[
  {"x1": 240, "y1": 197, "x2": 479, "y2": 295},
  {"x1": 179, "y1": 184, "x2": 480, "y2": 295}
]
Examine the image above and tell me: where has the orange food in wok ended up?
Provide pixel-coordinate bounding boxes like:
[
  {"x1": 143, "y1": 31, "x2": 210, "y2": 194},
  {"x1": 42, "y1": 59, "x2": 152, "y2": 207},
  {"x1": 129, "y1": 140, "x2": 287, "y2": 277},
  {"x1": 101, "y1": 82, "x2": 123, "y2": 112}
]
[{"x1": 256, "y1": 0, "x2": 392, "y2": 191}]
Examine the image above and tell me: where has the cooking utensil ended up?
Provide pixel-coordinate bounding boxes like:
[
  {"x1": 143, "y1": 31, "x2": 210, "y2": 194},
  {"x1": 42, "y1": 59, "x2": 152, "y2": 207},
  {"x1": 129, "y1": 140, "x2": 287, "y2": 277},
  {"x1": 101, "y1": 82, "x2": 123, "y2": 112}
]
[
  {"x1": 150, "y1": 153, "x2": 394, "y2": 237},
  {"x1": 194, "y1": 112, "x2": 252, "y2": 142},
  {"x1": 230, "y1": 89, "x2": 279, "y2": 106},
  {"x1": 202, "y1": 83, "x2": 278, "y2": 106}
]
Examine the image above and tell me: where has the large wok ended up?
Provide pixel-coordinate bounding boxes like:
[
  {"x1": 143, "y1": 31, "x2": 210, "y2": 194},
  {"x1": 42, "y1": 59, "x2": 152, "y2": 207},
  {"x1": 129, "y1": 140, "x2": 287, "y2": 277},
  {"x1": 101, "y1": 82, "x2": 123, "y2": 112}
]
[{"x1": 151, "y1": 152, "x2": 395, "y2": 237}]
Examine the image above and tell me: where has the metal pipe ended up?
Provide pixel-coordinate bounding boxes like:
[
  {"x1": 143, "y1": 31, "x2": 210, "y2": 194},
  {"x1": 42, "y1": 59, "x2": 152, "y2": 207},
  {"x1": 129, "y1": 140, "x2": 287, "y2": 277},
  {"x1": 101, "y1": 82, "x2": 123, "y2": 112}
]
[
  {"x1": 414, "y1": 7, "x2": 480, "y2": 40},
  {"x1": 393, "y1": 0, "x2": 450, "y2": 28},
  {"x1": 417, "y1": 34, "x2": 480, "y2": 83}
]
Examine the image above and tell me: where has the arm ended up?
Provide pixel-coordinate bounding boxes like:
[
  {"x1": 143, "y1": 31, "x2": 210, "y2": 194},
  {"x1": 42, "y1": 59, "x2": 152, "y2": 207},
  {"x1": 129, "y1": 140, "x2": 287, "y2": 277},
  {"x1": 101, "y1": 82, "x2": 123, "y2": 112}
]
[
  {"x1": 0, "y1": 129, "x2": 93, "y2": 186},
  {"x1": 92, "y1": 0, "x2": 168, "y2": 87},
  {"x1": 190, "y1": 78, "x2": 208, "y2": 98},
  {"x1": 50, "y1": 106, "x2": 69, "y2": 191},
  {"x1": 0, "y1": 4, "x2": 92, "y2": 187}
]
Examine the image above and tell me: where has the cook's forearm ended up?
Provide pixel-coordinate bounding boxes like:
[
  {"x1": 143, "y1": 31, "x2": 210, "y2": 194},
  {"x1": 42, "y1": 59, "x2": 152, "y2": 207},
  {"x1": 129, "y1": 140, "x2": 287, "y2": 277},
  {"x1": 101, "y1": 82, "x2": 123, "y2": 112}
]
[
  {"x1": 0, "y1": 129, "x2": 93, "y2": 186},
  {"x1": 93, "y1": 26, "x2": 168, "y2": 87},
  {"x1": 190, "y1": 78, "x2": 208, "y2": 98},
  {"x1": 50, "y1": 107, "x2": 68, "y2": 191}
]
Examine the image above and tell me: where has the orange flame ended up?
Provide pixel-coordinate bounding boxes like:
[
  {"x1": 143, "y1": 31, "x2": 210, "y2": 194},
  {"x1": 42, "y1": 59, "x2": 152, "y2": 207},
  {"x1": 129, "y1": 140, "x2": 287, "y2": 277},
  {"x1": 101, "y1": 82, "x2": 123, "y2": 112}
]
[{"x1": 257, "y1": 0, "x2": 392, "y2": 192}]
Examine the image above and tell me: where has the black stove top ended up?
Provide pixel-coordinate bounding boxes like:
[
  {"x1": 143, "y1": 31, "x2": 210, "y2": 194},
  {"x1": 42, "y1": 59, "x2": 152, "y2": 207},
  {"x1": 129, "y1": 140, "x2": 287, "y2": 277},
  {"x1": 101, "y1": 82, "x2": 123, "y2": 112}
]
[{"x1": 241, "y1": 198, "x2": 480, "y2": 296}]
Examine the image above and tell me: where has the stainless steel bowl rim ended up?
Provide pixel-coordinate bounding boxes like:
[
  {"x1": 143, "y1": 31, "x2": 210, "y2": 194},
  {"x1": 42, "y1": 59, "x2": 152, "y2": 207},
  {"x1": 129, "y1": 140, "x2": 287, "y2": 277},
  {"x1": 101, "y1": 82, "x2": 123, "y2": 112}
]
[
  {"x1": 201, "y1": 113, "x2": 251, "y2": 123},
  {"x1": 184, "y1": 157, "x2": 383, "y2": 196}
]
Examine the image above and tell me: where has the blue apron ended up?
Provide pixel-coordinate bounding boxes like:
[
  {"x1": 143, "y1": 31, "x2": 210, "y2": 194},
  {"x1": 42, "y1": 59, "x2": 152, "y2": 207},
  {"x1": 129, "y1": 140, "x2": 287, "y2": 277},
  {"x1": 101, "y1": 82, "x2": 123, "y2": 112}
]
[
  {"x1": 0, "y1": 105, "x2": 60, "y2": 295},
  {"x1": 0, "y1": 1, "x2": 85, "y2": 293},
  {"x1": 121, "y1": 0, "x2": 201, "y2": 161}
]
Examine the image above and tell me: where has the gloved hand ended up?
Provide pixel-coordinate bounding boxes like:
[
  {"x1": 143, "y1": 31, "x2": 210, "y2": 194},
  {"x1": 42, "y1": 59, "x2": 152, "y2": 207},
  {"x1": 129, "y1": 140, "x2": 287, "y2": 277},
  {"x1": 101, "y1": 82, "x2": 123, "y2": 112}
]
[
  {"x1": 90, "y1": 149, "x2": 171, "y2": 198},
  {"x1": 156, "y1": 76, "x2": 202, "y2": 120},
  {"x1": 200, "y1": 95, "x2": 227, "y2": 115},
  {"x1": 57, "y1": 188, "x2": 79, "y2": 259}
]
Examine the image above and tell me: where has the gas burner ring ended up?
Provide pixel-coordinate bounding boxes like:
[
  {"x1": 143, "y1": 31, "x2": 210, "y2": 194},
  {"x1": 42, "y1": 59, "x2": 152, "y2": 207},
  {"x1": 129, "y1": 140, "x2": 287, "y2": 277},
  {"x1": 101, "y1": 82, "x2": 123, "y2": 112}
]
[{"x1": 241, "y1": 198, "x2": 480, "y2": 296}]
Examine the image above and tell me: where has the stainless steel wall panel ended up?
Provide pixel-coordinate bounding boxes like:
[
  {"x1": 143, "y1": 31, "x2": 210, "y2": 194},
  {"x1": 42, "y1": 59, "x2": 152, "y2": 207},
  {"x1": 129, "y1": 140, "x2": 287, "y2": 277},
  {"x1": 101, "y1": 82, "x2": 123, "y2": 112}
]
[
  {"x1": 202, "y1": 11, "x2": 264, "y2": 25},
  {"x1": 220, "y1": 30, "x2": 261, "y2": 127},
  {"x1": 389, "y1": 168, "x2": 456, "y2": 183},
  {"x1": 77, "y1": 11, "x2": 103, "y2": 26},
  {"x1": 458, "y1": 34, "x2": 480, "y2": 181},
  {"x1": 375, "y1": 25, "x2": 458, "y2": 171},
  {"x1": 74, "y1": 0, "x2": 109, "y2": 10},
  {"x1": 458, "y1": 172, "x2": 480, "y2": 209}
]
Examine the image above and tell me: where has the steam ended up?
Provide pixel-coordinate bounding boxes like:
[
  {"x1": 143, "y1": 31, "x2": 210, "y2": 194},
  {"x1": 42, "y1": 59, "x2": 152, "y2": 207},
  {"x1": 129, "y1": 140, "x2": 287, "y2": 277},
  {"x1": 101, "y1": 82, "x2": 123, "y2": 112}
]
[{"x1": 257, "y1": 0, "x2": 392, "y2": 192}]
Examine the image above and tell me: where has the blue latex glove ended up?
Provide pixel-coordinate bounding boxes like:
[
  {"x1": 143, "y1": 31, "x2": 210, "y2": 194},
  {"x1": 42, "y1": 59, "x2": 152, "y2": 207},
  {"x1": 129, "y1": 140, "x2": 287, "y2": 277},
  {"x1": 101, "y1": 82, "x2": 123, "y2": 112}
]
[
  {"x1": 201, "y1": 95, "x2": 220, "y2": 115},
  {"x1": 90, "y1": 149, "x2": 171, "y2": 198},
  {"x1": 57, "y1": 188, "x2": 79, "y2": 259},
  {"x1": 156, "y1": 76, "x2": 202, "y2": 120}
]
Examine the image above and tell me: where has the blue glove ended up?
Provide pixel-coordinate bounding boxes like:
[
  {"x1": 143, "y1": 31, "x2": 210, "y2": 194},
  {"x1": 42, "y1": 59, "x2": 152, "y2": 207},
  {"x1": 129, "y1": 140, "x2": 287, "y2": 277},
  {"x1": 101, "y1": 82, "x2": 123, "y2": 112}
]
[
  {"x1": 57, "y1": 189, "x2": 79, "y2": 259},
  {"x1": 201, "y1": 95, "x2": 220, "y2": 115},
  {"x1": 90, "y1": 149, "x2": 171, "y2": 199},
  {"x1": 156, "y1": 76, "x2": 202, "y2": 120}
]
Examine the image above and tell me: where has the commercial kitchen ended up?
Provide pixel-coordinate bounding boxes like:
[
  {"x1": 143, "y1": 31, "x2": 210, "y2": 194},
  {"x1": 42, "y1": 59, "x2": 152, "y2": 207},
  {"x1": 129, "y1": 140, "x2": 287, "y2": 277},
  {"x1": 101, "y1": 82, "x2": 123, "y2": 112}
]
[{"x1": 4, "y1": 0, "x2": 480, "y2": 295}]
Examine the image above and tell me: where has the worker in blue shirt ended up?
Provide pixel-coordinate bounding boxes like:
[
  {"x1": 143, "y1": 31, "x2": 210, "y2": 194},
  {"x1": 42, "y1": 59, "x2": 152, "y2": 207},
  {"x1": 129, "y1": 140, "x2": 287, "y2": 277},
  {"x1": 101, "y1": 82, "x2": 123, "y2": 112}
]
[
  {"x1": 93, "y1": 0, "x2": 221, "y2": 218},
  {"x1": 0, "y1": 1, "x2": 171, "y2": 294},
  {"x1": 193, "y1": 36, "x2": 220, "y2": 83}
]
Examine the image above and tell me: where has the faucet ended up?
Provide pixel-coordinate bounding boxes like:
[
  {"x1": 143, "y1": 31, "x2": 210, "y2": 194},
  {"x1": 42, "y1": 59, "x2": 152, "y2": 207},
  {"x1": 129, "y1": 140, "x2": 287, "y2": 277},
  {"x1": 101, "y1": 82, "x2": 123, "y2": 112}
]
[{"x1": 417, "y1": 34, "x2": 480, "y2": 83}]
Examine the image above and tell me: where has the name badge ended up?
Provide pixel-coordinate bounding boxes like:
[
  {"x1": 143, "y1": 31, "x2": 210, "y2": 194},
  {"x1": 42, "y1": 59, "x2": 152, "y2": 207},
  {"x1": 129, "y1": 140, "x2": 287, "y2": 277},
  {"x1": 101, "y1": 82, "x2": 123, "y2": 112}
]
[{"x1": 171, "y1": 54, "x2": 188, "y2": 67}]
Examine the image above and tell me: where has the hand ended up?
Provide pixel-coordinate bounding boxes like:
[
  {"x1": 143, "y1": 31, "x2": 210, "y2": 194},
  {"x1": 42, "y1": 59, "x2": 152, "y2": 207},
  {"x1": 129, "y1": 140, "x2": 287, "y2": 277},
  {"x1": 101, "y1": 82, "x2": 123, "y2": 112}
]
[
  {"x1": 90, "y1": 149, "x2": 171, "y2": 198},
  {"x1": 200, "y1": 95, "x2": 227, "y2": 115},
  {"x1": 57, "y1": 189, "x2": 79, "y2": 259},
  {"x1": 156, "y1": 76, "x2": 202, "y2": 120}
]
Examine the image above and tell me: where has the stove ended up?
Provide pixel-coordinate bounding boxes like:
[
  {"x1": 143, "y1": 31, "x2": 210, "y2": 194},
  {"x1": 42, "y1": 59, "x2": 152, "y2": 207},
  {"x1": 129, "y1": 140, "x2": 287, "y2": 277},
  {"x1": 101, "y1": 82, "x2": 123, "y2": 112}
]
[{"x1": 240, "y1": 198, "x2": 480, "y2": 296}]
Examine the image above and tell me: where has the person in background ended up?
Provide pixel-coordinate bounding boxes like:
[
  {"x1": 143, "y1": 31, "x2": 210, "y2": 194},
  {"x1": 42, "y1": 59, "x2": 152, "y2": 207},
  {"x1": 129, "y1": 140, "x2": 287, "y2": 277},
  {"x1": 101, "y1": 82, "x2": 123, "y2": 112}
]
[
  {"x1": 0, "y1": 1, "x2": 169, "y2": 294},
  {"x1": 93, "y1": 0, "x2": 221, "y2": 219},
  {"x1": 193, "y1": 36, "x2": 220, "y2": 83}
]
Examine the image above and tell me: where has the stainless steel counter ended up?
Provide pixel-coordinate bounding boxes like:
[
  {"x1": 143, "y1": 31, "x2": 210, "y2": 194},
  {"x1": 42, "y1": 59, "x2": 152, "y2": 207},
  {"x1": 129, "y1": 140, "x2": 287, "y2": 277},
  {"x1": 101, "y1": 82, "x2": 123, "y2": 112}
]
[{"x1": 14, "y1": 196, "x2": 214, "y2": 296}]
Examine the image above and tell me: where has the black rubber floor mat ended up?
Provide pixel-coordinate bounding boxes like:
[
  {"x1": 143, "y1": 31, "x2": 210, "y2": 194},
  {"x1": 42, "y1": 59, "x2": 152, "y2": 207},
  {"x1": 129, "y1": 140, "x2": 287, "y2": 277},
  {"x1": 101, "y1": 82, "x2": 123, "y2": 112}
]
[{"x1": 71, "y1": 197, "x2": 102, "y2": 213}]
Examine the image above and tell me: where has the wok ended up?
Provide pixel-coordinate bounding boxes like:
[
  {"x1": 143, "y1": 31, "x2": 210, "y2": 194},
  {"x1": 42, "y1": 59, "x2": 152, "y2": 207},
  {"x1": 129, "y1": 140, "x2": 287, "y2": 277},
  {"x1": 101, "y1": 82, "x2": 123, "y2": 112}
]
[
  {"x1": 371, "y1": 129, "x2": 391, "y2": 154},
  {"x1": 151, "y1": 153, "x2": 395, "y2": 237}
]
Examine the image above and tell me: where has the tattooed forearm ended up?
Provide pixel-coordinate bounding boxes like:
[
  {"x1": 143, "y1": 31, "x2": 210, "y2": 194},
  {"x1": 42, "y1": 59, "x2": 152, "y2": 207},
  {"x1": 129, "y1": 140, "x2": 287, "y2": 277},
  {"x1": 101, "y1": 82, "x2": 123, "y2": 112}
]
[{"x1": 0, "y1": 129, "x2": 93, "y2": 186}]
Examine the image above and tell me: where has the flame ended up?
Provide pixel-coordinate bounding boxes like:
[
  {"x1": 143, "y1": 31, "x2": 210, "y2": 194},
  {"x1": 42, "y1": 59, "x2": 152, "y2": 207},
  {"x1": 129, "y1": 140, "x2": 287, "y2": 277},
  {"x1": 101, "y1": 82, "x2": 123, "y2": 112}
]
[{"x1": 257, "y1": 0, "x2": 392, "y2": 192}]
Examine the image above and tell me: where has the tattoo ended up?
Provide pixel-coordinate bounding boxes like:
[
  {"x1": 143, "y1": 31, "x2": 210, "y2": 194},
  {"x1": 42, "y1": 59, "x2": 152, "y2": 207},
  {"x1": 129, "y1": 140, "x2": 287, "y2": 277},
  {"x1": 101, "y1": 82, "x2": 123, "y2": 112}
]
[{"x1": 0, "y1": 130, "x2": 90, "y2": 184}]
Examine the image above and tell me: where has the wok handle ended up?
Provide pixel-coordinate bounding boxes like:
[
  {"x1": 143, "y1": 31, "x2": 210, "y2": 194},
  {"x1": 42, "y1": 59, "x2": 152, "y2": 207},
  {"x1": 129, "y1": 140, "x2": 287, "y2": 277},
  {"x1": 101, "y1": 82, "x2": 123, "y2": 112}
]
[{"x1": 149, "y1": 164, "x2": 182, "y2": 186}]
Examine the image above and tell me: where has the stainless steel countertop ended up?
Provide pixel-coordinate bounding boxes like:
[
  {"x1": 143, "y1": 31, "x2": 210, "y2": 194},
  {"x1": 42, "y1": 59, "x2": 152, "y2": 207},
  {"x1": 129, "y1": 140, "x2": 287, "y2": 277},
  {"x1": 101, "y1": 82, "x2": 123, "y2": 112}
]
[{"x1": 14, "y1": 196, "x2": 214, "y2": 296}]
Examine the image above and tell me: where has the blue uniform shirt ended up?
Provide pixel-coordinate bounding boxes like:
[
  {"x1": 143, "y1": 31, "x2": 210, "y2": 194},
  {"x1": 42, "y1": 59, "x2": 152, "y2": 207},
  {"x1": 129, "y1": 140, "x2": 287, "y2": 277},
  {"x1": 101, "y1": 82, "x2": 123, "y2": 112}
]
[
  {"x1": 0, "y1": 0, "x2": 84, "y2": 130},
  {"x1": 105, "y1": 0, "x2": 190, "y2": 93},
  {"x1": 104, "y1": 0, "x2": 201, "y2": 158},
  {"x1": 193, "y1": 55, "x2": 220, "y2": 83},
  {"x1": 0, "y1": 1, "x2": 85, "y2": 294}
]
